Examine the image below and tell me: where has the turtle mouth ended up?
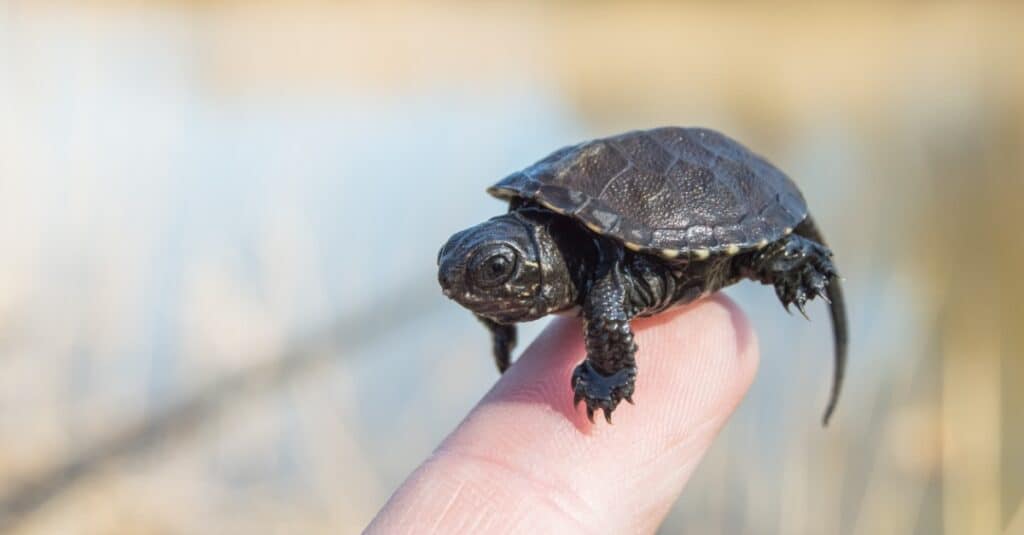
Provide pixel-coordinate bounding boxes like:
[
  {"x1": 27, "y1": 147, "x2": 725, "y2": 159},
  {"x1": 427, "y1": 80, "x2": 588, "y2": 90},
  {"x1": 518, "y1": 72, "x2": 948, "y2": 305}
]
[
  {"x1": 450, "y1": 295, "x2": 536, "y2": 322},
  {"x1": 461, "y1": 300, "x2": 528, "y2": 316}
]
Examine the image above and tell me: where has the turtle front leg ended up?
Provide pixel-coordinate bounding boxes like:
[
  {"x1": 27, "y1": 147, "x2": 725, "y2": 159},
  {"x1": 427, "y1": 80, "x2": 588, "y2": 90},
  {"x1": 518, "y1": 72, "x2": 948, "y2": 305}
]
[
  {"x1": 572, "y1": 266, "x2": 637, "y2": 423},
  {"x1": 477, "y1": 315, "x2": 517, "y2": 373}
]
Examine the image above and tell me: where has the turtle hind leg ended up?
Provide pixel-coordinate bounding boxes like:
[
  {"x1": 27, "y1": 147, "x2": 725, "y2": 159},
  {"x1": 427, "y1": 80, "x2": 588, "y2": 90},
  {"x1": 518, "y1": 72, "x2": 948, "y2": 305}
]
[
  {"x1": 476, "y1": 315, "x2": 517, "y2": 373},
  {"x1": 792, "y1": 216, "x2": 848, "y2": 426},
  {"x1": 745, "y1": 232, "x2": 837, "y2": 317},
  {"x1": 740, "y1": 217, "x2": 847, "y2": 425}
]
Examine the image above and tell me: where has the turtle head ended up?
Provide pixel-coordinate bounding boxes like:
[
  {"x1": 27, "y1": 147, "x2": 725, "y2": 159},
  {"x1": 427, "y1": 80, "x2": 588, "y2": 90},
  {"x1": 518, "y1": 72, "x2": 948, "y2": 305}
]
[{"x1": 437, "y1": 212, "x2": 575, "y2": 323}]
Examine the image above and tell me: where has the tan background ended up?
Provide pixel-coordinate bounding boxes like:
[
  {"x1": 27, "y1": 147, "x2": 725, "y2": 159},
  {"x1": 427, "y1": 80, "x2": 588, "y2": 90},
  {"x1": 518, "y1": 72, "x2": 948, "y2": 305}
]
[{"x1": 1, "y1": 1, "x2": 1022, "y2": 533}]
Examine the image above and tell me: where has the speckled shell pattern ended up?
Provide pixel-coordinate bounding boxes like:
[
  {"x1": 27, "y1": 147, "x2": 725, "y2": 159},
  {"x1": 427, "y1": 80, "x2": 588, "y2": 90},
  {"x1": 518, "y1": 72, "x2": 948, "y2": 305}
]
[{"x1": 488, "y1": 127, "x2": 808, "y2": 260}]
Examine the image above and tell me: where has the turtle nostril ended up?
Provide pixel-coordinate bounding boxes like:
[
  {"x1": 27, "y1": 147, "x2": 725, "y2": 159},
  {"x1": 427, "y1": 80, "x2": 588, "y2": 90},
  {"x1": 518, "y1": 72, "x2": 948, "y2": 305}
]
[{"x1": 438, "y1": 272, "x2": 452, "y2": 292}]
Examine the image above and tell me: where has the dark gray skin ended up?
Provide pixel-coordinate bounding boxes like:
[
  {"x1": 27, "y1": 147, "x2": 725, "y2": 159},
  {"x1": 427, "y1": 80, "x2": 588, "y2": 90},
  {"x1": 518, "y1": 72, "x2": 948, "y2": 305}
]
[{"x1": 437, "y1": 127, "x2": 847, "y2": 424}]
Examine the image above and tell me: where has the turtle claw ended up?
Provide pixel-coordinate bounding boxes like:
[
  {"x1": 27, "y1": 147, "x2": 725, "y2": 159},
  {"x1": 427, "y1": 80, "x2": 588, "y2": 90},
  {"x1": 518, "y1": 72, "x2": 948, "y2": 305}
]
[
  {"x1": 571, "y1": 361, "x2": 636, "y2": 424},
  {"x1": 787, "y1": 282, "x2": 816, "y2": 320},
  {"x1": 776, "y1": 285, "x2": 794, "y2": 314}
]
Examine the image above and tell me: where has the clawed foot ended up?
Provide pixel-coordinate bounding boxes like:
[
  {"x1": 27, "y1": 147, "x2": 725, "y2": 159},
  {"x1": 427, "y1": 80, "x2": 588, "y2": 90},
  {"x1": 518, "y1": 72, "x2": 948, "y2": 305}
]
[
  {"x1": 571, "y1": 361, "x2": 637, "y2": 423},
  {"x1": 767, "y1": 239, "x2": 838, "y2": 317}
]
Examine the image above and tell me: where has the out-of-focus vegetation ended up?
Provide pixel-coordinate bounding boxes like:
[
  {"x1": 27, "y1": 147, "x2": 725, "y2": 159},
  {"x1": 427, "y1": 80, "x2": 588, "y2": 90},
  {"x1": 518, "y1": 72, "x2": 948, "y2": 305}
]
[{"x1": 0, "y1": 1, "x2": 1021, "y2": 533}]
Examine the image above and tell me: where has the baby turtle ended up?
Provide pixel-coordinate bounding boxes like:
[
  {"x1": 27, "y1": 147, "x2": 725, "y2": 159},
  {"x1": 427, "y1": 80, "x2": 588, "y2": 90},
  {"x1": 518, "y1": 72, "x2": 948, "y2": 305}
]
[{"x1": 437, "y1": 127, "x2": 847, "y2": 424}]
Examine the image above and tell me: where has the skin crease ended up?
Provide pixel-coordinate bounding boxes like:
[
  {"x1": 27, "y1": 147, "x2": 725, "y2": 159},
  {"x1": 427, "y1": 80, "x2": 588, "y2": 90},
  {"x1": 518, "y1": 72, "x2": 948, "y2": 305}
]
[{"x1": 366, "y1": 294, "x2": 759, "y2": 534}]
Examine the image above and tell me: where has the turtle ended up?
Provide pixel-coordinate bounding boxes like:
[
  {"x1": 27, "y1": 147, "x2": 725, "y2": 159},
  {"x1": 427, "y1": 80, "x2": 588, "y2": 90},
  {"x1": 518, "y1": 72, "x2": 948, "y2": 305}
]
[{"x1": 436, "y1": 127, "x2": 847, "y2": 424}]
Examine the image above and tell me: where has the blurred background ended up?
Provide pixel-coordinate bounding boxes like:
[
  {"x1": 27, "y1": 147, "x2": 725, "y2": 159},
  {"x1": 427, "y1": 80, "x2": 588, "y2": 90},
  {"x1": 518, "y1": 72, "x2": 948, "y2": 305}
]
[{"x1": 0, "y1": 1, "x2": 1021, "y2": 533}]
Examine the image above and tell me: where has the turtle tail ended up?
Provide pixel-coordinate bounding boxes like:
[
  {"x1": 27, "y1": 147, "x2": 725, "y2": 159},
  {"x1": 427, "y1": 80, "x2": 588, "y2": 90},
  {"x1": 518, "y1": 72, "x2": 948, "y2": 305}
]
[{"x1": 795, "y1": 215, "x2": 848, "y2": 426}]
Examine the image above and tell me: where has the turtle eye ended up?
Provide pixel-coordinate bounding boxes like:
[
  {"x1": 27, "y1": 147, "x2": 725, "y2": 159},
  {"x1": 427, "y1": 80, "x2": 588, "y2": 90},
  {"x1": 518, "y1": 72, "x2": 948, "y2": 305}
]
[{"x1": 470, "y1": 245, "x2": 518, "y2": 287}]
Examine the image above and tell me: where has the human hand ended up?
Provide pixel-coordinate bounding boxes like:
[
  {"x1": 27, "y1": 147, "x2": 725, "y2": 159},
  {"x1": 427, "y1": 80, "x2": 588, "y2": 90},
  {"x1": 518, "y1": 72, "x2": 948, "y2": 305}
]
[{"x1": 367, "y1": 295, "x2": 759, "y2": 534}]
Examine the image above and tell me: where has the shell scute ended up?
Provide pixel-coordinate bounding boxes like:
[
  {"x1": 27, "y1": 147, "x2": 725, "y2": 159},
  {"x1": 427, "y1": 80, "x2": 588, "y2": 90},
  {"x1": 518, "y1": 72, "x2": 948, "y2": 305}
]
[{"x1": 489, "y1": 127, "x2": 807, "y2": 259}]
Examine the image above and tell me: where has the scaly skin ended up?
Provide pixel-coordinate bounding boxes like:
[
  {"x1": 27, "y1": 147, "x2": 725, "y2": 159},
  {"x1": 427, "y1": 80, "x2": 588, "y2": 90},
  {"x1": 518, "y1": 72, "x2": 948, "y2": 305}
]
[{"x1": 743, "y1": 234, "x2": 838, "y2": 318}]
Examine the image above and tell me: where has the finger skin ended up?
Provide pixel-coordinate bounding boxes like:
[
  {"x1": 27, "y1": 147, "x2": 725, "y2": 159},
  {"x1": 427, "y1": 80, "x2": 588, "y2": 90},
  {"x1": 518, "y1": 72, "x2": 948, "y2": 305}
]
[{"x1": 367, "y1": 295, "x2": 759, "y2": 534}]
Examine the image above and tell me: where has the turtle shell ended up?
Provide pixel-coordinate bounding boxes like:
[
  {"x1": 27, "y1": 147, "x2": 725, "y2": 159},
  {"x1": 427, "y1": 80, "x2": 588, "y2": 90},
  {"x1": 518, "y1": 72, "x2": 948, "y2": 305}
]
[{"x1": 488, "y1": 127, "x2": 808, "y2": 260}]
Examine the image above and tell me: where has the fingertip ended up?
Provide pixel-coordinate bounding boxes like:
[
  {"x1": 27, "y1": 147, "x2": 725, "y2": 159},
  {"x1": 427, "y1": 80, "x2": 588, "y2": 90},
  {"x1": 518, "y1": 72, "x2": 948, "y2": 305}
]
[
  {"x1": 496, "y1": 297, "x2": 760, "y2": 518},
  {"x1": 371, "y1": 296, "x2": 760, "y2": 533},
  {"x1": 632, "y1": 294, "x2": 759, "y2": 420}
]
